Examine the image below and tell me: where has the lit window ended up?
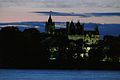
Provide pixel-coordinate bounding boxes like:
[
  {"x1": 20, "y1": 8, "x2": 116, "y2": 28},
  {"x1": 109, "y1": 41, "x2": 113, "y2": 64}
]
[
  {"x1": 73, "y1": 53, "x2": 78, "y2": 59},
  {"x1": 66, "y1": 47, "x2": 69, "y2": 50},
  {"x1": 80, "y1": 53, "x2": 84, "y2": 58},
  {"x1": 50, "y1": 57, "x2": 56, "y2": 60},
  {"x1": 87, "y1": 47, "x2": 90, "y2": 51}
]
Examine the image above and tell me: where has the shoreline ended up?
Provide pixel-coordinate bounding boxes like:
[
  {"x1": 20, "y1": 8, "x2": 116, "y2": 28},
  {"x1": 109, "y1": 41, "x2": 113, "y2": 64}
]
[{"x1": 1, "y1": 62, "x2": 120, "y2": 70}]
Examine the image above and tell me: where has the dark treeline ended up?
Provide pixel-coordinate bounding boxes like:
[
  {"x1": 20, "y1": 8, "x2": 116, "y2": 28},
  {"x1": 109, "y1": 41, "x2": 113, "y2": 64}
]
[{"x1": 0, "y1": 26, "x2": 120, "y2": 69}]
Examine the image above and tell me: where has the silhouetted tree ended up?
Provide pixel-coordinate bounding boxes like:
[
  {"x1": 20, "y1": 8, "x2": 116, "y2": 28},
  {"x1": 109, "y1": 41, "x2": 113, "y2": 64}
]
[{"x1": 0, "y1": 26, "x2": 22, "y2": 65}]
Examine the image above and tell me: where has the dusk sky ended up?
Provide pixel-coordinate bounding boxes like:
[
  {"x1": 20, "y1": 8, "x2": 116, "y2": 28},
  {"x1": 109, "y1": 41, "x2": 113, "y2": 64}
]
[{"x1": 0, "y1": 0, "x2": 120, "y2": 23}]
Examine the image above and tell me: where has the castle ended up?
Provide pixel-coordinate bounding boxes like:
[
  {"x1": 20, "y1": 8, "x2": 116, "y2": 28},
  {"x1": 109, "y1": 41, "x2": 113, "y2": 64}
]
[
  {"x1": 45, "y1": 15, "x2": 100, "y2": 46},
  {"x1": 45, "y1": 15, "x2": 100, "y2": 60}
]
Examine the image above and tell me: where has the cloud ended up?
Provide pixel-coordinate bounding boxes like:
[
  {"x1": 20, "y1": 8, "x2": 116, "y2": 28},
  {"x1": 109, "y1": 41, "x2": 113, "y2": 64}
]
[
  {"x1": 33, "y1": 11, "x2": 120, "y2": 17},
  {"x1": 33, "y1": 11, "x2": 87, "y2": 17},
  {"x1": 0, "y1": 0, "x2": 120, "y2": 8}
]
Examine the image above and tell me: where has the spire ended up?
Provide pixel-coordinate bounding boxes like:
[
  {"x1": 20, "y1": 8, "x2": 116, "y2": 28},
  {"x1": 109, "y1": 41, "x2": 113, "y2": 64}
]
[
  {"x1": 69, "y1": 20, "x2": 75, "y2": 35},
  {"x1": 45, "y1": 12, "x2": 55, "y2": 34},
  {"x1": 48, "y1": 11, "x2": 53, "y2": 23},
  {"x1": 48, "y1": 14, "x2": 52, "y2": 23},
  {"x1": 70, "y1": 20, "x2": 74, "y2": 27},
  {"x1": 76, "y1": 20, "x2": 80, "y2": 26},
  {"x1": 76, "y1": 20, "x2": 84, "y2": 35}
]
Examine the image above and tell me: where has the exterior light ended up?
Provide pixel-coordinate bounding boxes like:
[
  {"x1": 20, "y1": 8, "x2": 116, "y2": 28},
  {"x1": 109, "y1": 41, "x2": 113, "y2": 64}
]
[
  {"x1": 85, "y1": 53, "x2": 89, "y2": 57},
  {"x1": 80, "y1": 54, "x2": 84, "y2": 58},
  {"x1": 87, "y1": 47, "x2": 90, "y2": 51},
  {"x1": 66, "y1": 47, "x2": 69, "y2": 50},
  {"x1": 73, "y1": 53, "x2": 78, "y2": 59},
  {"x1": 50, "y1": 58, "x2": 56, "y2": 60},
  {"x1": 53, "y1": 48, "x2": 57, "y2": 51}
]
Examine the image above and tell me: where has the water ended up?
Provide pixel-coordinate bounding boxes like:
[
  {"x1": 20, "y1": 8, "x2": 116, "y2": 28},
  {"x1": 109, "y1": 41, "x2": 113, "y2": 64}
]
[{"x1": 0, "y1": 69, "x2": 120, "y2": 80}]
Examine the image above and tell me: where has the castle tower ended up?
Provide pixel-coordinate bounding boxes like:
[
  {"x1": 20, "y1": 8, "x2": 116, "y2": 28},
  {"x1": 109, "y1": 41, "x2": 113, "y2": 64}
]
[
  {"x1": 76, "y1": 21, "x2": 84, "y2": 35},
  {"x1": 69, "y1": 21, "x2": 75, "y2": 35},
  {"x1": 67, "y1": 21, "x2": 84, "y2": 41},
  {"x1": 66, "y1": 21, "x2": 75, "y2": 35},
  {"x1": 48, "y1": 15, "x2": 52, "y2": 23},
  {"x1": 45, "y1": 15, "x2": 55, "y2": 34}
]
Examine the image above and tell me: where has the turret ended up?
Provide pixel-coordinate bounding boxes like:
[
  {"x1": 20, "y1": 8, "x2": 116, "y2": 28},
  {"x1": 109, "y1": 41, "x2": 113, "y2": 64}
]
[
  {"x1": 76, "y1": 21, "x2": 84, "y2": 35},
  {"x1": 48, "y1": 14, "x2": 52, "y2": 23},
  {"x1": 69, "y1": 21, "x2": 75, "y2": 35},
  {"x1": 45, "y1": 15, "x2": 55, "y2": 34}
]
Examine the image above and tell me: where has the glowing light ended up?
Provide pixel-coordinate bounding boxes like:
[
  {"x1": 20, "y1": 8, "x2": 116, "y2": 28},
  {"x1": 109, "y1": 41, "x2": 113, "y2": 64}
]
[
  {"x1": 73, "y1": 53, "x2": 78, "y2": 59},
  {"x1": 50, "y1": 47, "x2": 58, "y2": 52},
  {"x1": 85, "y1": 53, "x2": 89, "y2": 57},
  {"x1": 50, "y1": 58, "x2": 56, "y2": 60},
  {"x1": 53, "y1": 48, "x2": 57, "y2": 51},
  {"x1": 66, "y1": 47, "x2": 69, "y2": 50},
  {"x1": 80, "y1": 54, "x2": 84, "y2": 58},
  {"x1": 87, "y1": 47, "x2": 91, "y2": 51}
]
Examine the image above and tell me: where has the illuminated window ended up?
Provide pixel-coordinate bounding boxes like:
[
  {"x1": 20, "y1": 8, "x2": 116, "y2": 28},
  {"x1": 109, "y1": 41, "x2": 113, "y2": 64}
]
[
  {"x1": 80, "y1": 53, "x2": 84, "y2": 58},
  {"x1": 72, "y1": 53, "x2": 78, "y2": 59},
  {"x1": 66, "y1": 47, "x2": 69, "y2": 50},
  {"x1": 87, "y1": 47, "x2": 90, "y2": 51},
  {"x1": 85, "y1": 53, "x2": 89, "y2": 57}
]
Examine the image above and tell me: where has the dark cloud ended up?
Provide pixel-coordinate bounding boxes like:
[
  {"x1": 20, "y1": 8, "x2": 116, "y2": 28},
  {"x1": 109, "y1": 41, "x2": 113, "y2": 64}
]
[
  {"x1": 33, "y1": 11, "x2": 120, "y2": 17},
  {"x1": 33, "y1": 11, "x2": 87, "y2": 17}
]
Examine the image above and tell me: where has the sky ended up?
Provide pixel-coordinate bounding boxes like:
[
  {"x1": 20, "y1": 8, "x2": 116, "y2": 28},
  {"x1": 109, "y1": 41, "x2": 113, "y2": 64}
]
[{"x1": 0, "y1": 0, "x2": 120, "y2": 23}]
